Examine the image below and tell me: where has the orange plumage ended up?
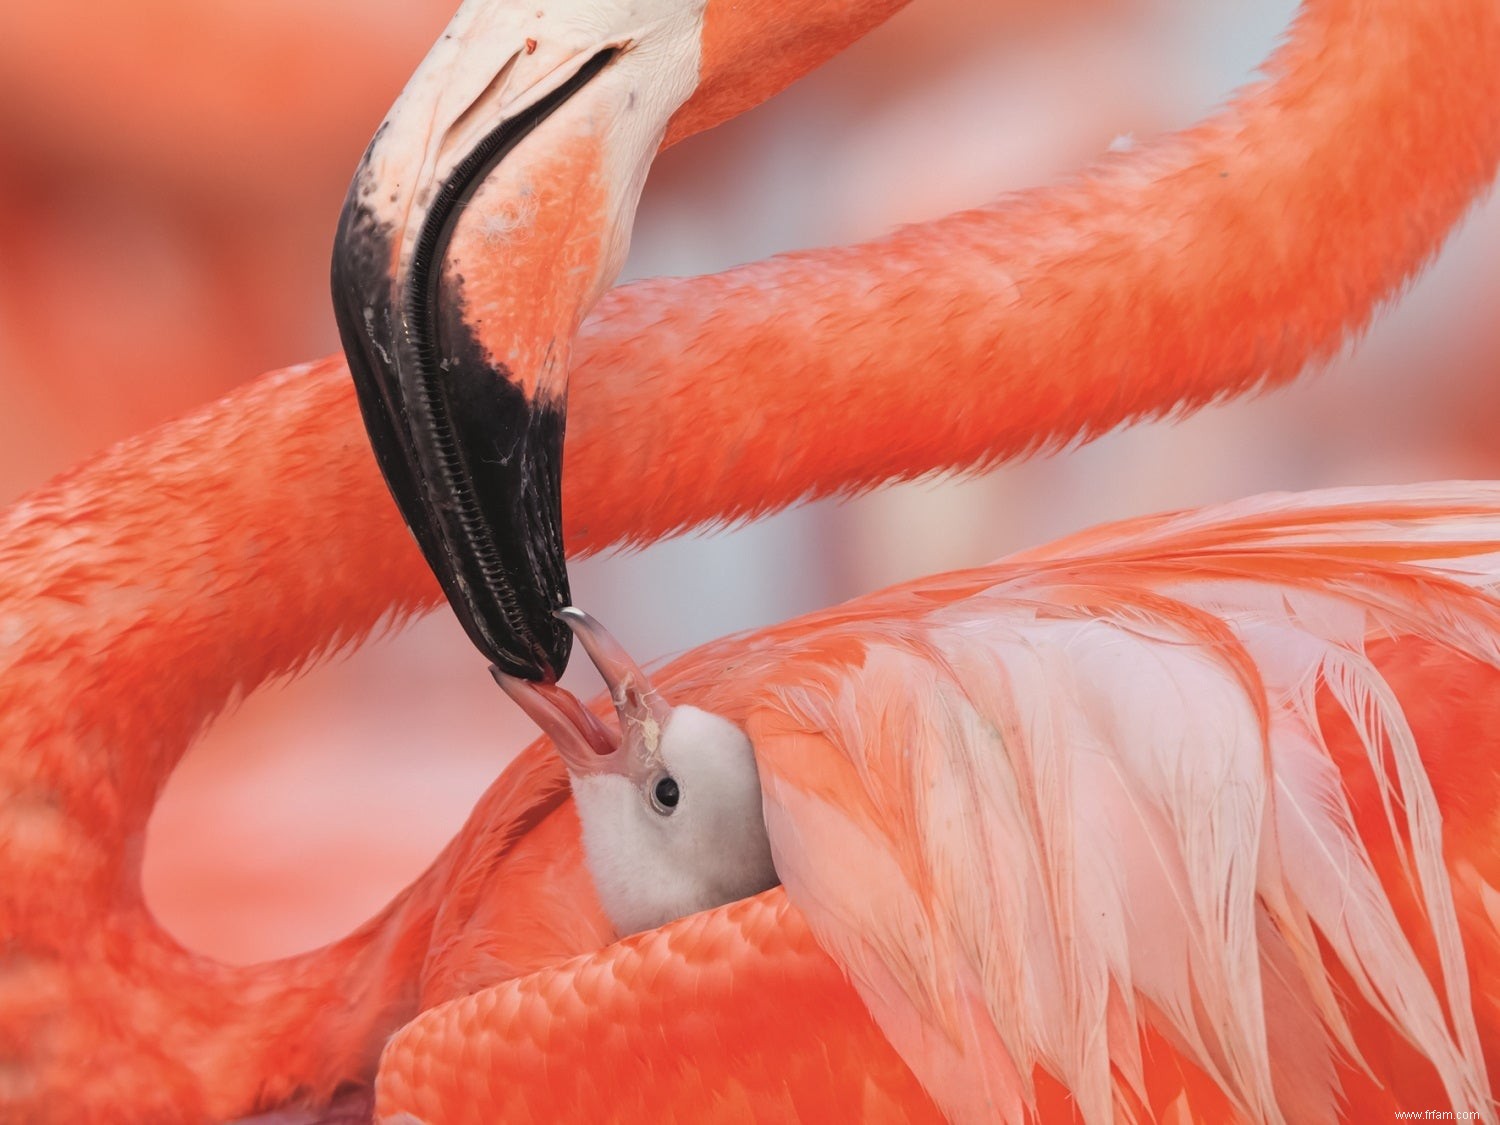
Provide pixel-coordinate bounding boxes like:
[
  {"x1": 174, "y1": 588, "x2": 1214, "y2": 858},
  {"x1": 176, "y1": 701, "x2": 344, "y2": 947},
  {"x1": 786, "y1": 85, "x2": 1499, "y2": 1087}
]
[
  {"x1": 379, "y1": 484, "x2": 1500, "y2": 1122},
  {"x1": 2, "y1": 0, "x2": 1499, "y2": 1120}
]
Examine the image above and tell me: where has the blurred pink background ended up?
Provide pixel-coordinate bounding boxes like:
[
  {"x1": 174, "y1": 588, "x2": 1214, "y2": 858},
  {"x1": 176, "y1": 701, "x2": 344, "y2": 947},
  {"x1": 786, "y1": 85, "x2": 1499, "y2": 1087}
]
[{"x1": 2, "y1": 0, "x2": 1496, "y2": 962}]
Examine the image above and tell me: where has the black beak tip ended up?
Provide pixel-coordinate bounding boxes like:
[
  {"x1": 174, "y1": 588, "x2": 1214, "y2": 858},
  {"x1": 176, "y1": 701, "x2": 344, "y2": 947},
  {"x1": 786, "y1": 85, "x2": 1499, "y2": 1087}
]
[{"x1": 490, "y1": 604, "x2": 574, "y2": 683}]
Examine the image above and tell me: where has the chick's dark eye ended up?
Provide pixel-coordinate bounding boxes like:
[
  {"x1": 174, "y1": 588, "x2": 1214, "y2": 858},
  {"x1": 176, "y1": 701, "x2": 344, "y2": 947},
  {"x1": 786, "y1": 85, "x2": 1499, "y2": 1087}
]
[{"x1": 652, "y1": 775, "x2": 680, "y2": 813}]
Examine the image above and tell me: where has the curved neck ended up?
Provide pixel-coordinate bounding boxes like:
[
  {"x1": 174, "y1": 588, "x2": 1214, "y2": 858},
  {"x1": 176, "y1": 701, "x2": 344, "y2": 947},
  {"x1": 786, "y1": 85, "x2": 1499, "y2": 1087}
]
[
  {"x1": 567, "y1": 0, "x2": 1500, "y2": 548},
  {"x1": 121, "y1": 876, "x2": 444, "y2": 1117},
  {"x1": 7, "y1": 0, "x2": 1493, "y2": 863}
]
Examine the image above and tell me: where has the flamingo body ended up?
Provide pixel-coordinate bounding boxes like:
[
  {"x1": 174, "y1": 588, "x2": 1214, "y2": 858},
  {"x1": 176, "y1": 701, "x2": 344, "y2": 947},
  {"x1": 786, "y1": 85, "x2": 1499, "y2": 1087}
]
[{"x1": 377, "y1": 484, "x2": 1500, "y2": 1122}]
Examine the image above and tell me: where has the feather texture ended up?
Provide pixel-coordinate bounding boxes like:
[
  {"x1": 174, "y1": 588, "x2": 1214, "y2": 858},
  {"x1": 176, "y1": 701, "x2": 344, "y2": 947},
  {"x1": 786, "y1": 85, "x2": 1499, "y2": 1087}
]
[
  {"x1": 743, "y1": 483, "x2": 1500, "y2": 1123},
  {"x1": 7, "y1": 0, "x2": 1500, "y2": 1109},
  {"x1": 376, "y1": 483, "x2": 1500, "y2": 1122}
]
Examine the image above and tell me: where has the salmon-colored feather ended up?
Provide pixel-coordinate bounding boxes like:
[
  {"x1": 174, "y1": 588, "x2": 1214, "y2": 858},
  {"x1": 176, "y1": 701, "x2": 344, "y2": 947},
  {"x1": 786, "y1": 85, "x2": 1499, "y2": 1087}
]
[
  {"x1": 4, "y1": 0, "x2": 1500, "y2": 1119},
  {"x1": 739, "y1": 485, "x2": 1500, "y2": 1124},
  {"x1": 379, "y1": 892, "x2": 943, "y2": 1125},
  {"x1": 366, "y1": 484, "x2": 1500, "y2": 1122}
]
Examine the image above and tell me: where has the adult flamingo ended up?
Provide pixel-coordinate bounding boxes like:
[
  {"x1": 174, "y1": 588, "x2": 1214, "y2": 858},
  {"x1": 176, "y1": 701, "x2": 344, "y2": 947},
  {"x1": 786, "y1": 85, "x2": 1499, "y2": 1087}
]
[
  {"x1": 386, "y1": 482, "x2": 1500, "y2": 1123},
  {"x1": 2, "y1": 0, "x2": 1498, "y2": 1120}
]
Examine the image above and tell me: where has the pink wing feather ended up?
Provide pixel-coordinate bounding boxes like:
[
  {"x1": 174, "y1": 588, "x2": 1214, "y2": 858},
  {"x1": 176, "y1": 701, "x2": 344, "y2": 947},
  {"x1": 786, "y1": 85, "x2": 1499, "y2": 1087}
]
[
  {"x1": 371, "y1": 483, "x2": 1500, "y2": 1122},
  {"x1": 751, "y1": 482, "x2": 1500, "y2": 1124}
]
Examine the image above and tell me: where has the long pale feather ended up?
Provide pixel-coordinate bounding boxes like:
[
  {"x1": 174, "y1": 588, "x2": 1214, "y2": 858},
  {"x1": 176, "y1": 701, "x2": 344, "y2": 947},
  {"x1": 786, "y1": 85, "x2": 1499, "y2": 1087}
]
[{"x1": 750, "y1": 482, "x2": 1500, "y2": 1124}]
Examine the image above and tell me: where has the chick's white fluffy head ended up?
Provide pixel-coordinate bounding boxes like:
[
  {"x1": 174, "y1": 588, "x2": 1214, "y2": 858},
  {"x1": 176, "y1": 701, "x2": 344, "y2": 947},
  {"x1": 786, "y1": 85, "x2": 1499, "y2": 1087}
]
[{"x1": 571, "y1": 705, "x2": 780, "y2": 937}]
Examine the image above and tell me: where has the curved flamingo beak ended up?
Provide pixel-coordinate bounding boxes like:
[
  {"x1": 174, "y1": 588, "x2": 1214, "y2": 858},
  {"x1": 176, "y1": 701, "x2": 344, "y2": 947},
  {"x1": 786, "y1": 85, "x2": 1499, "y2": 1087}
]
[
  {"x1": 495, "y1": 607, "x2": 671, "y2": 780},
  {"x1": 331, "y1": 0, "x2": 705, "y2": 681}
]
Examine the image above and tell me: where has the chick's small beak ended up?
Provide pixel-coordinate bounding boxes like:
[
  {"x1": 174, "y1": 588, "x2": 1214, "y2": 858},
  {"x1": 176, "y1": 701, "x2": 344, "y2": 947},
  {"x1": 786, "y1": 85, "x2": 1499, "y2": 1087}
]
[
  {"x1": 556, "y1": 607, "x2": 673, "y2": 739},
  {"x1": 500, "y1": 608, "x2": 671, "y2": 780},
  {"x1": 494, "y1": 668, "x2": 624, "y2": 776}
]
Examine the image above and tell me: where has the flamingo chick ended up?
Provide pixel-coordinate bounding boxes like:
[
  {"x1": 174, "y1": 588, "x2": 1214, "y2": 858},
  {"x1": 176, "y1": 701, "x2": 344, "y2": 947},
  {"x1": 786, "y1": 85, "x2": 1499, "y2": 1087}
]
[{"x1": 499, "y1": 607, "x2": 779, "y2": 936}]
